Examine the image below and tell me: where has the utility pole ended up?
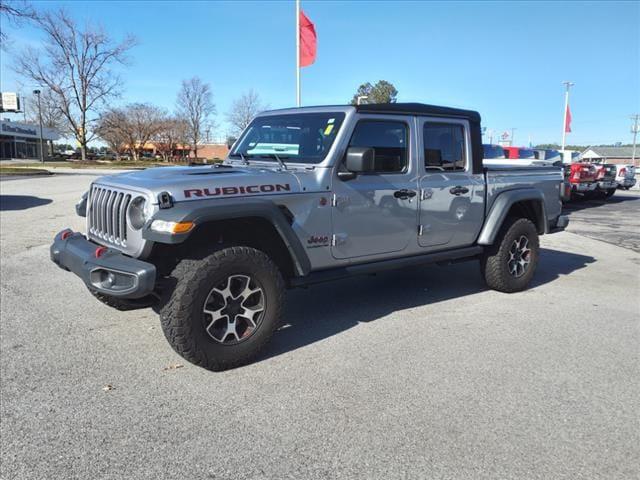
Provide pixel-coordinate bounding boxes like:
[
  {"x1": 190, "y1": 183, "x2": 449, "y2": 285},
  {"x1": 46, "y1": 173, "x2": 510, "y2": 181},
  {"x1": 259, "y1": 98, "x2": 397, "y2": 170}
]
[
  {"x1": 631, "y1": 114, "x2": 639, "y2": 168},
  {"x1": 33, "y1": 89, "x2": 45, "y2": 164},
  {"x1": 561, "y1": 81, "x2": 574, "y2": 151},
  {"x1": 510, "y1": 128, "x2": 517, "y2": 146}
]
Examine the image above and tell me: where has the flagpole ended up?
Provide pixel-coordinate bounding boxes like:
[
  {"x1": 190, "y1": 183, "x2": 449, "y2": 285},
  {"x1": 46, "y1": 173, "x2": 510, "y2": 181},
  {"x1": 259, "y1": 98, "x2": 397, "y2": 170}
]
[
  {"x1": 561, "y1": 81, "x2": 574, "y2": 151},
  {"x1": 296, "y1": 0, "x2": 301, "y2": 107}
]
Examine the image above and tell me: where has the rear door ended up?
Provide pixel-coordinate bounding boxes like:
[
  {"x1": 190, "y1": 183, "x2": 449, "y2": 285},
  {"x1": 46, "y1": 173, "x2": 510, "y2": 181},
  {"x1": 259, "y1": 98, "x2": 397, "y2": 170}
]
[
  {"x1": 417, "y1": 118, "x2": 485, "y2": 249},
  {"x1": 331, "y1": 115, "x2": 418, "y2": 259}
]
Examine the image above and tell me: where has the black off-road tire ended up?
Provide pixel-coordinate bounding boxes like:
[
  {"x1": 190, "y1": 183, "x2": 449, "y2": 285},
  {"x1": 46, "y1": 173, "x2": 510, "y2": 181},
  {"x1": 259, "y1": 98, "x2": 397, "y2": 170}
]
[
  {"x1": 90, "y1": 289, "x2": 155, "y2": 311},
  {"x1": 605, "y1": 188, "x2": 616, "y2": 198},
  {"x1": 481, "y1": 217, "x2": 540, "y2": 293},
  {"x1": 159, "y1": 246, "x2": 285, "y2": 372}
]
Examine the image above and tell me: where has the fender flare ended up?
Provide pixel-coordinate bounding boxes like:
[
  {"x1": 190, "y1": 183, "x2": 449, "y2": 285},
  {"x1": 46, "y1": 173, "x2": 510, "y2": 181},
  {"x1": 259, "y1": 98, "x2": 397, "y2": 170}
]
[
  {"x1": 142, "y1": 198, "x2": 311, "y2": 276},
  {"x1": 477, "y1": 188, "x2": 547, "y2": 245}
]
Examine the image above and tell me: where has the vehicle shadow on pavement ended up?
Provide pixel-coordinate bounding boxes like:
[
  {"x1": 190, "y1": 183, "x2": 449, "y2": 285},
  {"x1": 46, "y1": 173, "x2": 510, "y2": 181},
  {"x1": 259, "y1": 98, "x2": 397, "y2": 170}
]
[
  {"x1": 260, "y1": 248, "x2": 596, "y2": 362},
  {"x1": 0, "y1": 195, "x2": 52, "y2": 211},
  {"x1": 562, "y1": 193, "x2": 640, "y2": 214}
]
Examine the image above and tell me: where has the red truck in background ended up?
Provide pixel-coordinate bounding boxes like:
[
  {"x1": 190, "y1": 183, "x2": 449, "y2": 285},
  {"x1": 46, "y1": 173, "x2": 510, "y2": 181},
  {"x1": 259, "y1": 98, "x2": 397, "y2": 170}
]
[
  {"x1": 567, "y1": 163, "x2": 597, "y2": 200},
  {"x1": 503, "y1": 146, "x2": 536, "y2": 160}
]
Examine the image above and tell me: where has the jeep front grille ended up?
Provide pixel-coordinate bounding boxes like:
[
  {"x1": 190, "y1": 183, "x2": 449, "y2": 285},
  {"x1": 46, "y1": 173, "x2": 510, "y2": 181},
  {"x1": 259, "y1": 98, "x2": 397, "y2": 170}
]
[{"x1": 88, "y1": 186, "x2": 133, "y2": 246}]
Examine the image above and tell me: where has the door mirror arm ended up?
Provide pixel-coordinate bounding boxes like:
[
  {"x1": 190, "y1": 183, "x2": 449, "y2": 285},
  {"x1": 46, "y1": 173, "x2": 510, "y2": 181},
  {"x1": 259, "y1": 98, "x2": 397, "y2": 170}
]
[{"x1": 337, "y1": 170, "x2": 357, "y2": 181}]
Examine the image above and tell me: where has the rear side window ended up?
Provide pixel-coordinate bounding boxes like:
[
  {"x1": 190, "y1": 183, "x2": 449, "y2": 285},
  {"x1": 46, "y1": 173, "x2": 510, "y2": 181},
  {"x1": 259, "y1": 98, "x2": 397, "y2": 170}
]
[
  {"x1": 423, "y1": 123, "x2": 466, "y2": 171},
  {"x1": 348, "y1": 120, "x2": 408, "y2": 173}
]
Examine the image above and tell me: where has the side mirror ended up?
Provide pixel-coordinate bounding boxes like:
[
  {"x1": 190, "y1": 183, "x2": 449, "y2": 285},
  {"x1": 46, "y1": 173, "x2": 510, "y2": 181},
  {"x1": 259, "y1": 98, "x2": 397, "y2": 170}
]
[{"x1": 345, "y1": 147, "x2": 375, "y2": 173}]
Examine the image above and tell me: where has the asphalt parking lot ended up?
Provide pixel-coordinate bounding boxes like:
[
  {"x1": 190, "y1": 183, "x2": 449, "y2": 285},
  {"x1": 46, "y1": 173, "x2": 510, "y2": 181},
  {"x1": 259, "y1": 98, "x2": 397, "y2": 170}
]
[{"x1": 1, "y1": 171, "x2": 639, "y2": 480}]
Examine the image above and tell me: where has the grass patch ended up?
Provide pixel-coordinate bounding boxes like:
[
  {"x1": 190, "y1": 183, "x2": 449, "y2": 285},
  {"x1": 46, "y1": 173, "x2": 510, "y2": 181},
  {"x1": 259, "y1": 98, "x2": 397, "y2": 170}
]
[{"x1": 0, "y1": 167, "x2": 52, "y2": 176}]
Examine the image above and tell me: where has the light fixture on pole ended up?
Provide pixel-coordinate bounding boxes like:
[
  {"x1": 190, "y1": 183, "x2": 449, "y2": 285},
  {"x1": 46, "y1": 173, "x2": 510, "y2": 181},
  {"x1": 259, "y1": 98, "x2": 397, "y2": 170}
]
[{"x1": 33, "y1": 89, "x2": 45, "y2": 164}]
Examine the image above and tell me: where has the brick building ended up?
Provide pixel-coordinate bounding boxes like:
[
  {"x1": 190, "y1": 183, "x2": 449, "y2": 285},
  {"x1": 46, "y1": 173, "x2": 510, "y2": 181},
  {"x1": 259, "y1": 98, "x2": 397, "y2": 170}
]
[{"x1": 580, "y1": 146, "x2": 638, "y2": 166}]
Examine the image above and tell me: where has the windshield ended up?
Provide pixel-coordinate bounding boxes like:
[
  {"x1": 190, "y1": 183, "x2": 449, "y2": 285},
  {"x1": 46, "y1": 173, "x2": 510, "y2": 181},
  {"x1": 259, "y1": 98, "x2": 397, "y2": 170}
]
[
  {"x1": 230, "y1": 112, "x2": 346, "y2": 164},
  {"x1": 483, "y1": 144, "x2": 505, "y2": 159}
]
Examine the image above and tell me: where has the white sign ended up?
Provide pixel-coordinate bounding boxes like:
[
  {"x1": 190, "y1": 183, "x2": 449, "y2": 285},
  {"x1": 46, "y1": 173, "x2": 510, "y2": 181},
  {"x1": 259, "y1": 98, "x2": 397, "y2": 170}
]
[{"x1": 1, "y1": 92, "x2": 20, "y2": 112}]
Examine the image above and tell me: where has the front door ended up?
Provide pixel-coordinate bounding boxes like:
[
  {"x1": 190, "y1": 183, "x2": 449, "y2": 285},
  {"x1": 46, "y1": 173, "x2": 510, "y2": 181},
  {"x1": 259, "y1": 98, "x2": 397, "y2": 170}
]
[
  {"x1": 418, "y1": 119, "x2": 485, "y2": 249},
  {"x1": 331, "y1": 116, "x2": 418, "y2": 260}
]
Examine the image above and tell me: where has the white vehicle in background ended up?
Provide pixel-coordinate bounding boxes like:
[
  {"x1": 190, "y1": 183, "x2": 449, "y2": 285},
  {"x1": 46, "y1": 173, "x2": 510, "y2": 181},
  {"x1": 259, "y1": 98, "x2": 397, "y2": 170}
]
[{"x1": 615, "y1": 164, "x2": 636, "y2": 190}]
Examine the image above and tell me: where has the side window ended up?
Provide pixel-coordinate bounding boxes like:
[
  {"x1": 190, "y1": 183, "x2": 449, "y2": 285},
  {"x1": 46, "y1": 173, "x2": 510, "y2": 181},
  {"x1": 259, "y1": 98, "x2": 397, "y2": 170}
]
[
  {"x1": 348, "y1": 120, "x2": 408, "y2": 173},
  {"x1": 423, "y1": 123, "x2": 466, "y2": 171}
]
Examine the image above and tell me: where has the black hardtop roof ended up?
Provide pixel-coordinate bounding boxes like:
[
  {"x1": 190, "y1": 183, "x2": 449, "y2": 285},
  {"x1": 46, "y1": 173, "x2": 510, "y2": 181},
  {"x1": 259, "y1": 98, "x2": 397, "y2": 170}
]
[{"x1": 356, "y1": 103, "x2": 481, "y2": 123}]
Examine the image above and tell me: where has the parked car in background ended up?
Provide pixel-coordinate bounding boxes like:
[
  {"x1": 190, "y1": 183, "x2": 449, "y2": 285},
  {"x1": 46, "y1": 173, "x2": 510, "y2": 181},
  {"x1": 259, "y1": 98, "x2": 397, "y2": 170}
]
[
  {"x1": 503, "y1": 146, "x2": 536, "y2": 160},
  {"x1": 483, "y1": 144, "x2": 506, "y2": 159},
  {"x1": 592, "y1": 163, "x2": 618, "y2": 198},
  {"x1": 484, "y1": 144, "x2": 555, "y2": 168},
  {"x1": 615, "y1": 165, "x2": 637, "y2": 190},
  {"x1": 567, "y1": 162, "x2": 597, "y2": 200},
  {"x1": 534, "y1": 149, "x2": 562, "y2": 162}
]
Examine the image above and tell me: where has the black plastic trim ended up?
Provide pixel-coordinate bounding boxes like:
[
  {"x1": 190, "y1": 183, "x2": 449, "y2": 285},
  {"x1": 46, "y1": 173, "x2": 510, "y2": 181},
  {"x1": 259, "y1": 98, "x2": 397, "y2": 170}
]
[
  {"x1": 143, "y1": 198, "x2": 312, "y2": 276},
  {"x1": 290, "y1": 246, "x2": 483, "y2": 287}
]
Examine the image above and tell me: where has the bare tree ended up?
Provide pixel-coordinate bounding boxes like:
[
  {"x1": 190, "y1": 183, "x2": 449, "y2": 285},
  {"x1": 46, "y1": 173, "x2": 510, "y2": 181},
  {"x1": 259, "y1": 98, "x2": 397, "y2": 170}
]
[
  {"x1": 14, "y1": 9, "x2": 136, "y2": 160},
  {"x1": 0, "y1": 0, "x2": 37, "y2": 46},
  {"x1": 226, "y1": 89, "x2": 266, "y2": 136},
  {"x1": 24, "y1": 89, "x2": 65, "y2": 132},
  {"x1": 97, "y1": 103, "x2": 166, "y2": 161},
  {"x1": 176, "y1": 77, "x2": 215, "y2": 160},
  {"x1": 151, "y1": 116, "x2": 189, "y2": 162},
  {"x1": 95, "y1": 109, "x2": 128, "y2": 159}
]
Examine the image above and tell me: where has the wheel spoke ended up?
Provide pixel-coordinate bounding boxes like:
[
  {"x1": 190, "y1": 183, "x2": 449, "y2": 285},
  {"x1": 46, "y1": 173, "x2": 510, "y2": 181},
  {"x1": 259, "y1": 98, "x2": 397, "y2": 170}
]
[{"x1": 202, "y1": 273, "x2": 265, "y2": 345}]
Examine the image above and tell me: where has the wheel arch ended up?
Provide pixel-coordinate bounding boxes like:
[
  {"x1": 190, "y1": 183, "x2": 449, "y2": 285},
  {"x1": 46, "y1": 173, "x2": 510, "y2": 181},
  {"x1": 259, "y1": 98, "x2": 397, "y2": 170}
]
[
  {"x1": 143, "y1": 198, "x2": 311, "y2": 279},
  {"x1": 477, "y1": 189, "x2": 547, "y2": 246}
]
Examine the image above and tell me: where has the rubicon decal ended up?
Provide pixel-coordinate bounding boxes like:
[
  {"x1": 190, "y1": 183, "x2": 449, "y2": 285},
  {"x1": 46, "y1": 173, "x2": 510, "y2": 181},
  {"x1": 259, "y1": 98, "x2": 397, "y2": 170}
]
[{"x1": 184, "y1": 184, "x2": 291, "y2": 198}]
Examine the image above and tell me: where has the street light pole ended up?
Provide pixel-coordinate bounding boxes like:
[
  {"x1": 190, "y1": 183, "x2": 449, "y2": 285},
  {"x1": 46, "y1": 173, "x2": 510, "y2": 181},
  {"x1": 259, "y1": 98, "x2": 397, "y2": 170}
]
[
  {"x1": 33, "y1": 89, "x2": 45, "y2": 164},
  {"x1": 631, "y1": 114, "x2": 639, "y2": 168},
  {"x1": 561, "y1": 81, "x2": 574, "y2": 152}
]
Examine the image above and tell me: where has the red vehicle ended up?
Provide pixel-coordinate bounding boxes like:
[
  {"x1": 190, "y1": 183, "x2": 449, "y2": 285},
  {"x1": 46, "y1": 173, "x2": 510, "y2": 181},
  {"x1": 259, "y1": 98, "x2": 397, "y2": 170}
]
[
  {"x1": 503, "y1": 146, "x2": 536, "y2": 159},
  {"x1": 567, "y1": 162, "x2": 597, "y2": 200}
]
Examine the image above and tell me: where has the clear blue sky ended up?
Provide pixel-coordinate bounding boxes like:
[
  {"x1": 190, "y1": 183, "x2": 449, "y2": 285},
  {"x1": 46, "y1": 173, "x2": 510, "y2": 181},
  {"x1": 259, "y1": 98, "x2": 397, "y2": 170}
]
[{"x1": 1, "y1": 0, "x2": 638, "y2": 146}]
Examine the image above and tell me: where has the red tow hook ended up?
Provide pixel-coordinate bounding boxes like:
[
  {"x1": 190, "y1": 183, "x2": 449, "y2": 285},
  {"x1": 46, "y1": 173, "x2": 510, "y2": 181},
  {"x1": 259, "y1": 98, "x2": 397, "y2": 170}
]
[
  {"x1": 94, "y1": 246, "x2": 108, "y2": 258},
  {"x1": 60, "y1": 229, "x2": 73, "y2": 240}
]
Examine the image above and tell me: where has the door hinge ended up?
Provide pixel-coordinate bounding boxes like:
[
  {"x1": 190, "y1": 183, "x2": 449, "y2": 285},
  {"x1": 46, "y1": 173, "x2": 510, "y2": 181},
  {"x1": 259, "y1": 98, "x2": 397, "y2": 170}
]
[
  {"x1": 331, "y1": 194, "x2": 349, "y2": 207},
  {"x1": 418, "y1": 225, "x2": 424, "y2": 236}
]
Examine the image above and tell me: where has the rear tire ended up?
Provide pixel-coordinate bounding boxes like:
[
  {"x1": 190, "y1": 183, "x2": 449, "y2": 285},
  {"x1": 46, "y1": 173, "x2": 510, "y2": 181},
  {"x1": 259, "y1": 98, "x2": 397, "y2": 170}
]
[
  {"x1": 481, "y1": 217, "x2": 540, "y2": 293},
  {"x1": 605, "y1": 188, "x2": 616, "y2": 198},
  {"x1": 159, "y1": 246, "x2": 285, "y2": 371}
]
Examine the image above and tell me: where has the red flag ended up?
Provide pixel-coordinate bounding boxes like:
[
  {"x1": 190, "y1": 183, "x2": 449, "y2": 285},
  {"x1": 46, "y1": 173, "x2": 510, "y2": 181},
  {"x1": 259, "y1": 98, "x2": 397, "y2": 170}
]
[
  {"x1": 564, "y1": 104, "x2": 572, "y2": 133},
  {"x1": 299, "y1": 10, "x2": 316, "y2": 67}
]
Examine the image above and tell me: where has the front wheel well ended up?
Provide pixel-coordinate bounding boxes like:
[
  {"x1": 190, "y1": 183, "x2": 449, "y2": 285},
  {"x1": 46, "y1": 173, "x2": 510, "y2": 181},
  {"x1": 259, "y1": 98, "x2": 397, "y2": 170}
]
[{"x1": 149, "y1": 217, "x2": 297, "y2": 281}]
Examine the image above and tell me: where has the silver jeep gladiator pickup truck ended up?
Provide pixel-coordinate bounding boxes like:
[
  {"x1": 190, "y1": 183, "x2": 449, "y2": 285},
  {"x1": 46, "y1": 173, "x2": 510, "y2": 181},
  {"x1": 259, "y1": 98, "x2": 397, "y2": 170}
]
[{"x1": 51, "y1": 103, "x2": 568, "y2": 371}]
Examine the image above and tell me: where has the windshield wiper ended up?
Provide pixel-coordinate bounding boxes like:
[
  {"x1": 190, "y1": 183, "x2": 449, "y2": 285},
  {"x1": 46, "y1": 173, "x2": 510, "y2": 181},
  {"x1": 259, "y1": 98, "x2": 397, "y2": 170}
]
[
  {"x1": 229, "y1": 152, "x2": 250, "y2": 165},
  {"x1": 259, "y1": 153, "x2": 289, "y2": 170}
]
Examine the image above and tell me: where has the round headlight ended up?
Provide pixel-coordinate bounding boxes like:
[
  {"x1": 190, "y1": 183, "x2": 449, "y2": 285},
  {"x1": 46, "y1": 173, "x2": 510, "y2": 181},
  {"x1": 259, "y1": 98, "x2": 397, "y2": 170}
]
[{"x1": 128, "y1": 196, "x2": 148, "y2": 230}]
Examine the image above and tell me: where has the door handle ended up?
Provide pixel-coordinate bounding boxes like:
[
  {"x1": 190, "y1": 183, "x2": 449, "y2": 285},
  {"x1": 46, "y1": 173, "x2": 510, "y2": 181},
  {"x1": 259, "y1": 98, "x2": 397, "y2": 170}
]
[
  {"x1": 449, "y1": 186, "x2": 469, "y2": 196},
  {"x1": 393, "y1": 189, "x2": 417, "y2": 199}
]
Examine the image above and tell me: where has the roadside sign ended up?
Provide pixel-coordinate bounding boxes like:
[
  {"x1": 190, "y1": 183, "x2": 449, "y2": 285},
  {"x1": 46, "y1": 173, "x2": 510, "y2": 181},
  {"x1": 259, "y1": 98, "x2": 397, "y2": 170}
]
[{"x1": 0, "y1": 92, "x2": 20, "y2": 112}]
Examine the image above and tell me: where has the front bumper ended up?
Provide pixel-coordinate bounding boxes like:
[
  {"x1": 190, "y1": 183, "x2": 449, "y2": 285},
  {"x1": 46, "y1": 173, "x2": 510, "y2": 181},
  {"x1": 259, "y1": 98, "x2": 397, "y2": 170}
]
[{"x1": 50, "y1": 231, "x2": 156, "y2": 299}]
